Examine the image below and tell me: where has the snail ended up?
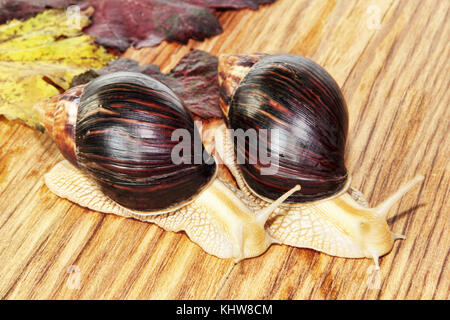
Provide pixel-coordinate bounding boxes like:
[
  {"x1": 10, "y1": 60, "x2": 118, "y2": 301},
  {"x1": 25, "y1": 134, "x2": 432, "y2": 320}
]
[
  {"x1": 35, "y1": 71, "x2": 303, "y2": 261},
  {"x1": 217, "y1": 53, "x2": 424, "y2": 268}
]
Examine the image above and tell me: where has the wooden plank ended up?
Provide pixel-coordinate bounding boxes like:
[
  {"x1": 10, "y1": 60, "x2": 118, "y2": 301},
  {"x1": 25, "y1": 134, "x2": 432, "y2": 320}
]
[{"x1": 0, "y1": 0, "x2": 448, "y2": 299}]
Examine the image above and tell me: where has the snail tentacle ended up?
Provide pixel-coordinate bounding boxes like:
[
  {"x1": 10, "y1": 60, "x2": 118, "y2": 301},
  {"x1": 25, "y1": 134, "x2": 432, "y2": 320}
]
[
  {"x1": 374, "y1": 175, "x2": 424, "y2": 218},
  {"x1": 217, "y1": 121, "x2": 423, "y2": 264},
  {"x1": 257, "y1": 184, "x2": 301, "y2": 226}
]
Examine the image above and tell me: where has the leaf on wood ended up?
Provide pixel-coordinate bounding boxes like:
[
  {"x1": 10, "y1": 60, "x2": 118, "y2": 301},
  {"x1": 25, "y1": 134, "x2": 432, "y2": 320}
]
[
  {"x1": 0, "y1": 8, "x2": 115, "y2": 128},
  {"x1": 161, "y1": 50, "x2": 222, "y2": 119},
  {"x1": 71, "y1": 50, "x2": 222, "y2": 119},
  {"x1": 0, "y1": 0, "x2": 276, "y2": 51},
  {"x1": 83, "y1": 0, "x2": 222, "y2": 51}
]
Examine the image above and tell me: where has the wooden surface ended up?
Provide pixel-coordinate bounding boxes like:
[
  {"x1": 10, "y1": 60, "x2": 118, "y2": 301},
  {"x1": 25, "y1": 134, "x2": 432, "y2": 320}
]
[{"x1": 0, "y1": 0, "x2": 448, "y2": 299}]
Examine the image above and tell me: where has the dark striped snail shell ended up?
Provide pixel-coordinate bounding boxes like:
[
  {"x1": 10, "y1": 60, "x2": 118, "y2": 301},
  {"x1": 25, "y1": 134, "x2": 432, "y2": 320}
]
[
  {"x1": 218, "y1": 53, "x2": 424, "y2": 267},
  {"x1": 220, "y1": 53, "x2": 348, "y2": 203},
  {"x1": 37, "y1": 72, "x2": 216, "y2": 212}
]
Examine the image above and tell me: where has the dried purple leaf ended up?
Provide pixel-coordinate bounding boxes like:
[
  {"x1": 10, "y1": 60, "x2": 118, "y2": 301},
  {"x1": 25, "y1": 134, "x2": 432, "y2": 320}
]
[
  {"x1": 0, "y1": 0, "x2": 276, "y2": 51},
  {"x1": 71, "y1": 50, "x2": 222, "y2": 119}
]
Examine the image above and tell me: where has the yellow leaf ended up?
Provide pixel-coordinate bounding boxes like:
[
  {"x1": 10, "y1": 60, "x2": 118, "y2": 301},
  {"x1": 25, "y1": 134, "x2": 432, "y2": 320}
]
[{"x1": 0, "y1": 8, "x2": 115, "y2": 129}]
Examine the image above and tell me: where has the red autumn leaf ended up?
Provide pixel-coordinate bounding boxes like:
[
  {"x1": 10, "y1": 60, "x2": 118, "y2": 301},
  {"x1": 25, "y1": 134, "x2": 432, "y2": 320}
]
[
  {"x1": 0, "y1": 0, "x2": 275, "y2": 51},
  {"x1": 164, "y1": 49, "x2": 221, "y2": 119},
  {"x1": 71, "y1": 50, "x2": 222, "y2": 119},
  {"x1": 84, "y1": 0, "x2": 222, "y2": 51}
]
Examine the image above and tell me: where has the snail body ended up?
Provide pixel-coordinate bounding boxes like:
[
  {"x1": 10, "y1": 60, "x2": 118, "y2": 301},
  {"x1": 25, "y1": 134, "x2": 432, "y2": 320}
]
[
  {"x1": 37, "y1": 71, "x2": 300, "y2": 260},
  {"x1": 218, "y1": 53, "x2": 423, "y2": 267}
]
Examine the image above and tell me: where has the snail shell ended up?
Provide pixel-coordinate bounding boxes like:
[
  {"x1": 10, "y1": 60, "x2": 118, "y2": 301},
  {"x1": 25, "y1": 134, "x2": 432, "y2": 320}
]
[
  {"x1": 37, "y1": 72, "x2": 216, "y2": 212},
  {"x1": 218, "y1": 53, "x2": 424, "y2": 267},
  {"x1": 223, "y1": 54, "x2": 348, "y2": 203}
]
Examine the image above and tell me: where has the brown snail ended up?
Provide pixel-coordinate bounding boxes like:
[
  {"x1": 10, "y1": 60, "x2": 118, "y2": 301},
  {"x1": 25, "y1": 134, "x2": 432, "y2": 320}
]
[
  {"x1": 36, "y1": 71, "x2": 302, "y2": 260},
  {"x1": 217, "y1": 53, "x2": 424, "y2": 268}
]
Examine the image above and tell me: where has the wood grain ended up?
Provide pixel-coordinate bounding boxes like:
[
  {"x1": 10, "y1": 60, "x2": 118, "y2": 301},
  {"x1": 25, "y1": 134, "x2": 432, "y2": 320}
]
[{"x1": 0, "y1": 0, "x2": 448, "y2": 299}]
